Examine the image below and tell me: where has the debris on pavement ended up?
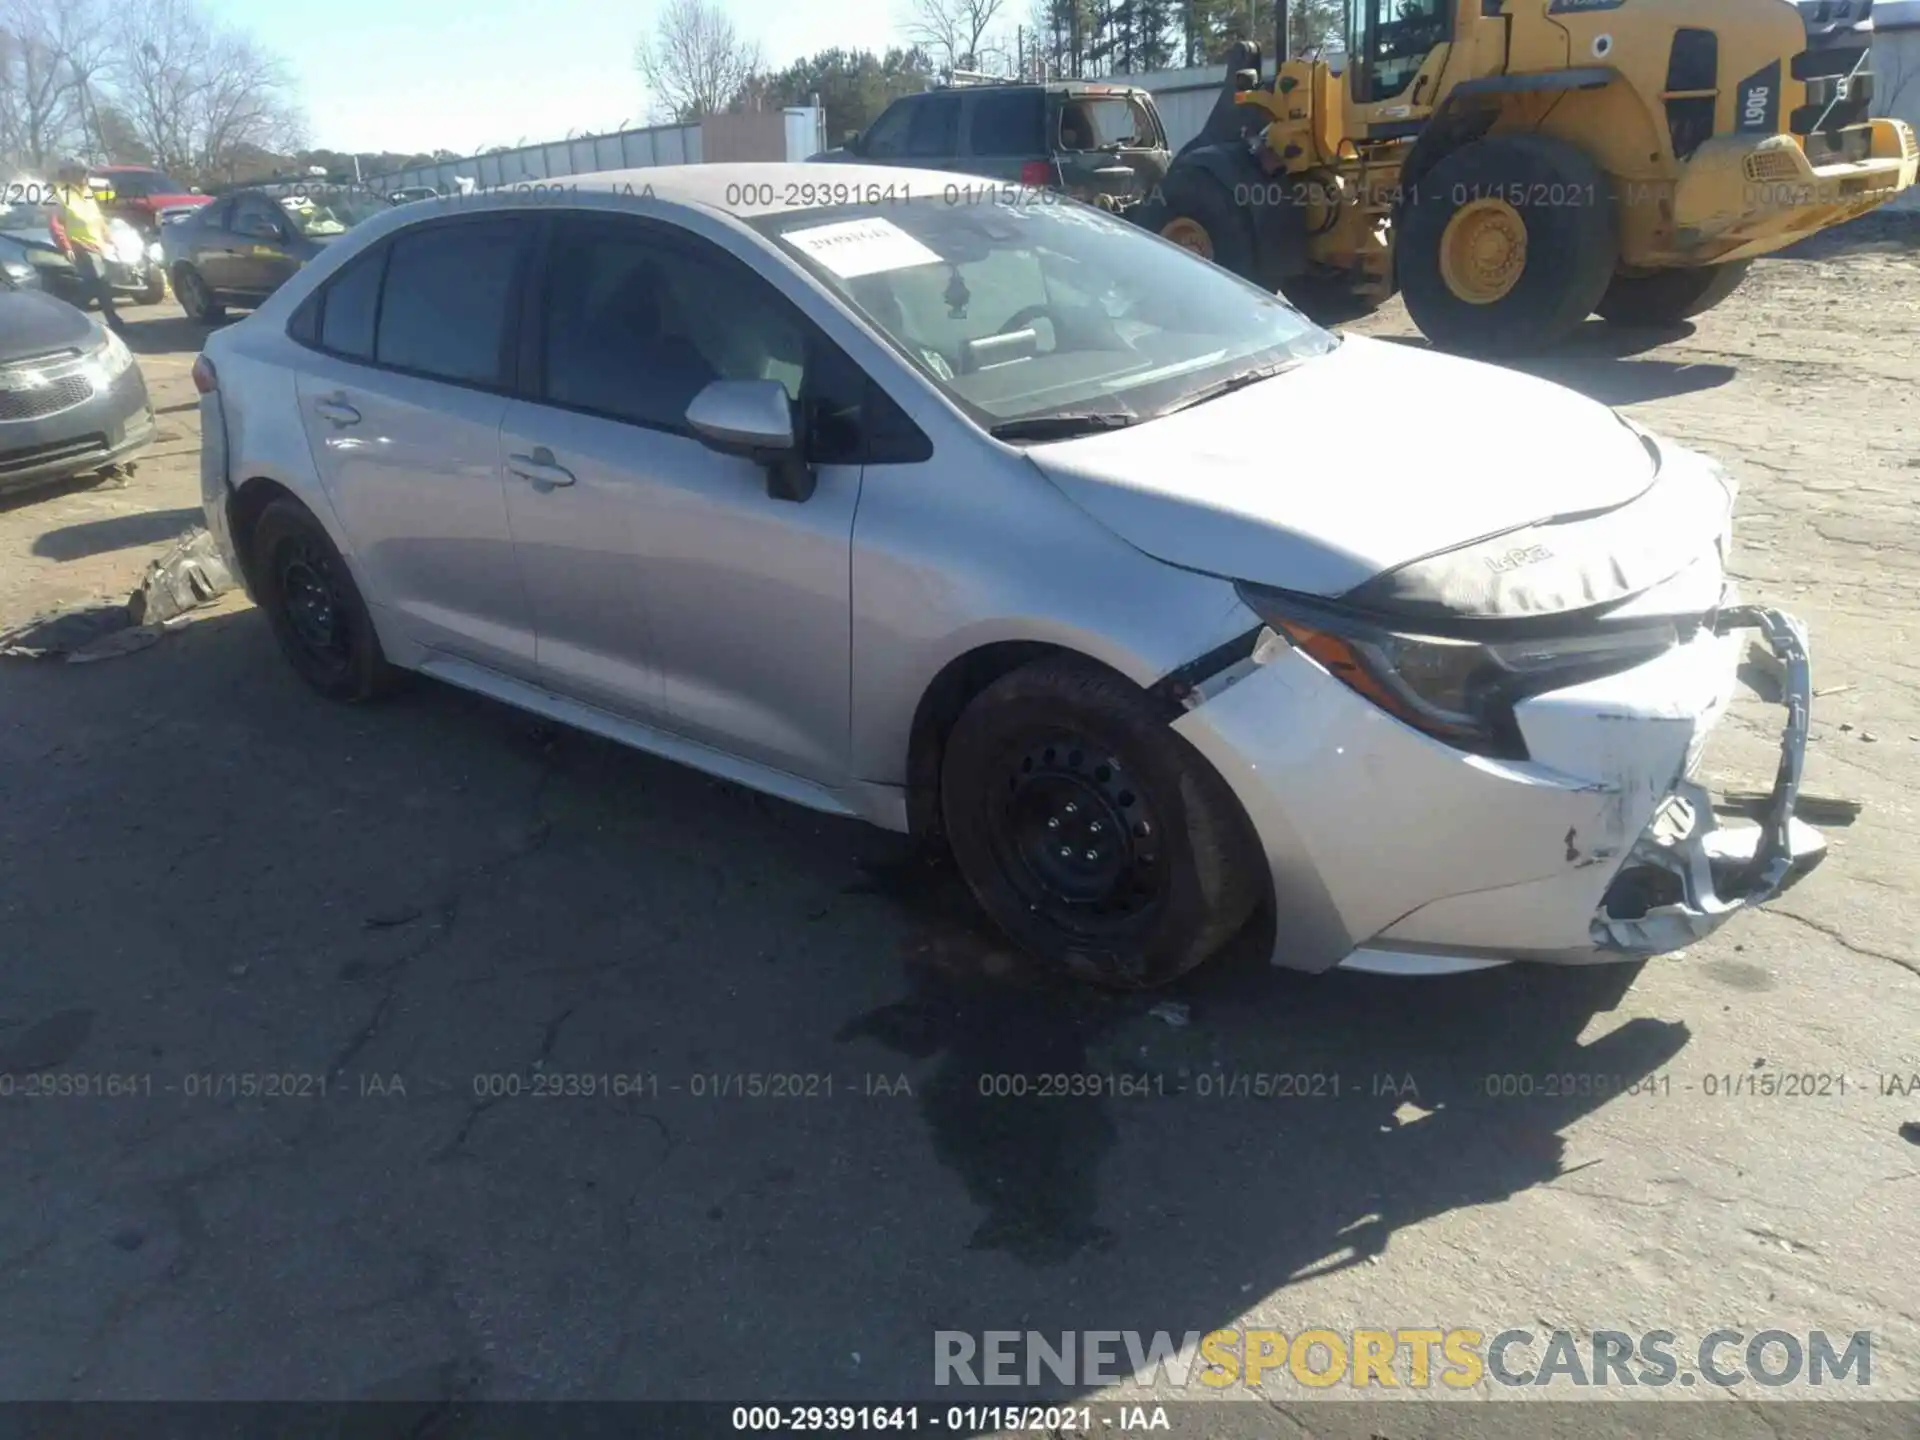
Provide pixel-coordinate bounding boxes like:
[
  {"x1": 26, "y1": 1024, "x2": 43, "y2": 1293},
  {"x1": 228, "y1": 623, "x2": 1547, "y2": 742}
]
[
  {"x1": 1716, "y1": 791, "x2": 1862, "y2": 826},
  {"x1": 0, "y1": 526, "x2": 233, "y2": 663},
  {"x1": 127, "y1": 527, "x2": 235, "y2": 625}
]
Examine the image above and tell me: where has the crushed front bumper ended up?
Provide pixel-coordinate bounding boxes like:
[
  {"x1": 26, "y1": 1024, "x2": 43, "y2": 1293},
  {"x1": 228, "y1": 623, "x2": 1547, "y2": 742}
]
[
  {"x1": 1169, "y1": 602, "x2": 1826, "y2": 974},
  {"x1": 1591, "y1": 606, "x2": 1825, "y2": 954}
]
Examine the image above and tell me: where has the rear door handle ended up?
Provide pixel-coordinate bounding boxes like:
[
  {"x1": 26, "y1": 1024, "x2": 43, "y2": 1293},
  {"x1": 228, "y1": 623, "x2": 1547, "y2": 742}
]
[
  {"x1": 313, "y1": 398, "x2": 360, "y2": 426},
  {"x1": 507, "y1": 447, "x2": 576, "y2": 490}
]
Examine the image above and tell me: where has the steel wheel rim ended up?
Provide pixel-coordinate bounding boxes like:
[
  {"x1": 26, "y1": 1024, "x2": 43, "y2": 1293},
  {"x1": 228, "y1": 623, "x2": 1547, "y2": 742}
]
[
  {"x1": 277, "y1": 539, "x2": 350, "y2": 671},
  {"x1": 989, "y1": 730, "x2": 1167, "y2": 933},
  {"x1": 1439, "y1": 198, "x2": 1528, "y2": 305}
]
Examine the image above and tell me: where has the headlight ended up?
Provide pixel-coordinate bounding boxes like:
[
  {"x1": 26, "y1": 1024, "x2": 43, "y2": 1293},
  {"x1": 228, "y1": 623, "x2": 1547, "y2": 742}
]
[
  {"x1": 95, "y1": 325, "x2": 136, "y2": 379},
  {"x1": 1237, "y1": 585, "x2": 1679, "y2": 758},
  {"x1": 107, "y1": 220, "x2": 145, "y2": 267},
  {"x1": 147, "y1": 240, "x2": 164, "y2": 263},
  {"x1": 2, "y1": 259, "x2": 30, "y2": 285}
]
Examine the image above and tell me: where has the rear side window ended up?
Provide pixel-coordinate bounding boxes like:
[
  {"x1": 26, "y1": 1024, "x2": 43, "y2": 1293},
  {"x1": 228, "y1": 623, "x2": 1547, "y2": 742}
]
[
  {"x1": 1059, "y1": 96, "x2": 1159, "y2": 150},
  {"x1": 318, "y1": 247, "x2": 385, "y2": 360},
  {"x1": 904, "y1": 94, "x2": 961, "y2": 157},
  {"x1": 375, "y1": 220, "x2": 523, "y2": 387},
  {"x1": 969, "y1": 90, "x2": 1045, "y2": 156}
]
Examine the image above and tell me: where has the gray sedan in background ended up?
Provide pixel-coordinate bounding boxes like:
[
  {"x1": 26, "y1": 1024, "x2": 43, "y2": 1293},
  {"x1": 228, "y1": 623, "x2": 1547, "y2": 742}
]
[
  {"x1": 0, "y1": 286, "x2": 153, "y2": 494},
  {"x1": 192, "y1": 164, "x2": 1823, "y2": 990},
  {"x1": 165, "y1": 185, "x2": 392, "y2": 323}
]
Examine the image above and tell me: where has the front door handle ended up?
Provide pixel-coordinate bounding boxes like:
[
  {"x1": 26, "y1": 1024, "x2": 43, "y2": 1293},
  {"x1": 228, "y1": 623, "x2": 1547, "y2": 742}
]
[
  {"x1": 507, "y1": 447, "x2": 576, "y2": 491},
  {"x1": 313, "y1": 397, "x2": 359, "y2": 426}
]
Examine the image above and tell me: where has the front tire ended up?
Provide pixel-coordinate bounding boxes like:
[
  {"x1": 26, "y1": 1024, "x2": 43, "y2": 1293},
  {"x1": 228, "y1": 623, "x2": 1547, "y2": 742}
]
[
  {"x1": 1595, "y1": 260, "x2": 1751, "y2": 326},
  {"x1": 138, "y1": 271, "x2": 166, "y2": 305},
  {"x1": 251, "y1": 498, "x2": 396, "y2": 702},
  {"x1": 940, "y1": 657, "x2": 1263, "y2": 989},
  {"x1": 1398, "y1": 135, "x2": 1618, "y2": 355}
]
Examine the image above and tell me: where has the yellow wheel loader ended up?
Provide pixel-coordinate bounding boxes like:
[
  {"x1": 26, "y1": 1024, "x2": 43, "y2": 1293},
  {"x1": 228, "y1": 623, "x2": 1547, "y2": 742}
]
[{"x1": 1138, "y1": 0, "x2": 1917, "y2": 353}]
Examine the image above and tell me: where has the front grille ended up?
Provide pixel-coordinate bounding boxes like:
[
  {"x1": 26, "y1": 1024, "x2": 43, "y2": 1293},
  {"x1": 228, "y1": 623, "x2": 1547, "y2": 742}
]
[
  {"x1": 0, "y1": 373, "x2": 93, "y2": 422},
  {"x1": 0, "y1": 432, "x2": 107, "y2": 475},
  {"x1": 1745, "y1": 149, "x2": 1804, "y2": 183}
]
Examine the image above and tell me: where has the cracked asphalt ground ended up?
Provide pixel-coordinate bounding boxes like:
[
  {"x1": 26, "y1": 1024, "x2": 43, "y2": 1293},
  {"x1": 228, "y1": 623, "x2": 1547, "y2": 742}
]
[{"x1": 1, "y1": 233, "x2": 1917, "y2": 1425}]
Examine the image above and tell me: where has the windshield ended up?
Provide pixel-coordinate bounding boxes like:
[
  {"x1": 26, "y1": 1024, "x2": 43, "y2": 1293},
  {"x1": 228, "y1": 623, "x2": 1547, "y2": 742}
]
[
  {"x1": 277, "y1": 193, "x2": 391, "y2": 237},
  {"x1": 750, "y1": 195, "x2": 1333, "y2": 430}
]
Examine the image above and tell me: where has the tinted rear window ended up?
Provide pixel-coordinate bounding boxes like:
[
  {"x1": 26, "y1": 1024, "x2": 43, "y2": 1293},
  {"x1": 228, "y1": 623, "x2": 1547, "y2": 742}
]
[
  {"x1": 969, "y1": 90, "x2": 1045, "y2": 156},
  {"x1": 374, "y1": 221, "x2": 522, "y2": 386},
  {"x1": 319, "y1": 247, "x2": 385, "y2": 360}
]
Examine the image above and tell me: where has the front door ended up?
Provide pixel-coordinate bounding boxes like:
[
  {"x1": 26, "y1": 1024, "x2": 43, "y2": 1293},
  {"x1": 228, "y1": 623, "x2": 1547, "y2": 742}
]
[
  {"x1": 501, "y1": 212, "x2": 866, "y2": 784},
  {"x1": 292, "y1": 215, "x2": 539, "y2": 676}
]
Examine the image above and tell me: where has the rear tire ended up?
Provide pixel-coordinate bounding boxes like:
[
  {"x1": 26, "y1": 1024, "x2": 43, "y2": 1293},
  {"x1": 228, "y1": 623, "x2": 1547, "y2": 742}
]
[
  {"x1": 251, "y1": 498, "x2": 397, "y2": 703},
  {"x1": 1596, "y1": 260, "x2": 1751, "y2": 326},
  {"x1": 1398, "y1": 135, "x2": 1618, "y2": 355},
  {"x1": 940, "y1": 657, "x2": 1263, "y2": 989},
  {"x1": 174, "y1": 264, "x2": 223, "y2": 323},
  {"x1": 1145, "y1": 168, "x2": 1259, "y2": 285}
]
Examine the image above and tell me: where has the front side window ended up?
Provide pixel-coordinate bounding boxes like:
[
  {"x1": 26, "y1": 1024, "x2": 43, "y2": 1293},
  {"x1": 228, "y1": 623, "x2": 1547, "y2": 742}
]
[
  {"x1": 862, "y1": 100, "x2": 915, "y2": 158},
  {"x1": 540, "y1": 218, "x2": 812, "y2": 431},
  {"x1": 232, "y1": 196, "x2": 286, "y2": 238},
  {"x1": 754, "y1": 197, "x2": 1333, "y2": 430},
  {"x1": 375, "y1": 220, "x2": 523, "y2": 386}
]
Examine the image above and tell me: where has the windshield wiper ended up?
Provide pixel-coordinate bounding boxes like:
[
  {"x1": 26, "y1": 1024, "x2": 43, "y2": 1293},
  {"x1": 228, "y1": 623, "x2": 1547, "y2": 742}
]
[
  {"x1": 1150, "y1": 361, "x2": 1301, "y2": 419},
  {"x1": 989, "y1": 412, "x2": 1139, "y2": 441}
]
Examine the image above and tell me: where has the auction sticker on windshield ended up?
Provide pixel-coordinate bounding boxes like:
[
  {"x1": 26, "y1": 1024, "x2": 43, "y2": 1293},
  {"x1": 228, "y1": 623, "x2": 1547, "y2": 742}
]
[{"x1": 781, "y1": 217, "x2": 941, "y2": 279}]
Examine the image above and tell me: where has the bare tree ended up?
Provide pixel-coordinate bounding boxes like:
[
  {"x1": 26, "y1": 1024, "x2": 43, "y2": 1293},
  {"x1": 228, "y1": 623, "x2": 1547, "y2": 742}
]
[
  {"x1": 902, "y1": 0, "x2": 1009, "y2": 73},
  {"x1": 634, "y1": 0, "x2": 763, "y2": 123},
  {"x1": 0, "y1": 0, "x2": 109, "y2": 171},
  {"x1": 112, "y1": 0, "x2": 302, "y2": 183}
]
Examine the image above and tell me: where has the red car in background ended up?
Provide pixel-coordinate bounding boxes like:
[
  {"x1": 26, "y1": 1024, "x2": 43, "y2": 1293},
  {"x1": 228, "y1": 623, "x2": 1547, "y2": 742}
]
[{"x1": 89, "y1": 165, "x2": 211, "y2": 235}]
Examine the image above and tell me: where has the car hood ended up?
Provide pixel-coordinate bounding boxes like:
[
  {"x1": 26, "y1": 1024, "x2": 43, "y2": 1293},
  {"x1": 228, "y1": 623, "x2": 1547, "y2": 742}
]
[
  {"x1": 1023, "y1": 335, "x2": 1666, "y2": 603},
  {"x1": 0, "y1": 288, "x2": 98, "y2": 362}
]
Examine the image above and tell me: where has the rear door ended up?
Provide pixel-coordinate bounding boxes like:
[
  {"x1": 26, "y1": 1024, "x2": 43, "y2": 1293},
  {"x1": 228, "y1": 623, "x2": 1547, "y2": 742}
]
[
  {"x1": 1052, "y1": 90, "x2": 1169, "y2": 203},
  {"x1": 962, "y1": 87, "x2": 1049, "y2": 184},
  {"x1": 499, "y1": 212, "x2": 867, "y2": 783},
  {"x1": 291, "y1": 214, "x2": 539, "y2": 675}
]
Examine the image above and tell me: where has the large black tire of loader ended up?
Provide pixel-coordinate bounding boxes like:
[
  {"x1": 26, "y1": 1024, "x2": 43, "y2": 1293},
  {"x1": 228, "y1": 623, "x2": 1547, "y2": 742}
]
[
  {"x1": 1595, "y1": 260, "x2": 1752, "y2": 327},
  {"x1": 1280, "y1": 274, "x2": 1389, "y2": 327},
  {"x1": 1145, "y1": 167, "x2": 1259, "y2": 286},
  {"x1": 1398, "y1": 135, "x2": 1618, "y2": 356}
]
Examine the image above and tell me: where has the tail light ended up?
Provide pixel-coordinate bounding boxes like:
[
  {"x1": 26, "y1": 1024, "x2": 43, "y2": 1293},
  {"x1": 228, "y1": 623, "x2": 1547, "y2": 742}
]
[
  {"x1": 1020, "y1": 160, "x2": 1055, "y2": 187},
  {"x1": 191, "y1": 355, "x2": 217, "y2": 394}
]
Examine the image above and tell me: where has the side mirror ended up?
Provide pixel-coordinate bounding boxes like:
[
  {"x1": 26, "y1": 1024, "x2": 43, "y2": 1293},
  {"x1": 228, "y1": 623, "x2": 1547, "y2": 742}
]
[{"x1": 685, "y1": 378, "x2": 817, "y2": 503}]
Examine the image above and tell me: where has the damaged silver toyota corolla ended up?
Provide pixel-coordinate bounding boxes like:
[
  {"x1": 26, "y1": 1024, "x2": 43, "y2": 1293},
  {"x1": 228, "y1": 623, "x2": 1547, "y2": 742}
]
[{"x1": 195, "y1": 163, "x2": 1824, "y2": 988}]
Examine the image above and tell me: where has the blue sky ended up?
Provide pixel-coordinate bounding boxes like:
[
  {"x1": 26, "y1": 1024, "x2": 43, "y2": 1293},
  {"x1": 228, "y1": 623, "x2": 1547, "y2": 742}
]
[{"x1": 200, "y1": 0, "x2": 911, "y2": 155}]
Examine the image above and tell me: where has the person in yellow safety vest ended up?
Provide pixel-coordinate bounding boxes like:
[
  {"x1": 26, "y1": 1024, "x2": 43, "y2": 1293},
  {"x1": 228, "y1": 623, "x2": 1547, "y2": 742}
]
[{"x1": 52, "y1": 161, "x2": 126, "y2": 334}]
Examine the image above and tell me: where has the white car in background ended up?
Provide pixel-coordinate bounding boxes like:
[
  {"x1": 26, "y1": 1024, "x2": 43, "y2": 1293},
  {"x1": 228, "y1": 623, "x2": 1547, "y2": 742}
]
[{"x1": 191, "y1": 163, "x2": 1825, "y2": 988}]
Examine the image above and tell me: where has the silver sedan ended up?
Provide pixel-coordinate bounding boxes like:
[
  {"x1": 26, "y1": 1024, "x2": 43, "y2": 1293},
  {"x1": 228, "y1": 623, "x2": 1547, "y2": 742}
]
[{"x1": 194, "y1": 163, "x2": 1824, "y2": 988}]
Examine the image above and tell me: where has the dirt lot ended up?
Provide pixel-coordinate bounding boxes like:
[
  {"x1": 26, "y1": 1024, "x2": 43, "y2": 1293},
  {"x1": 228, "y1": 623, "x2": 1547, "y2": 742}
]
[{"x1": 1, "y1": 234, "x2": 1917, "y2": 1427}]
